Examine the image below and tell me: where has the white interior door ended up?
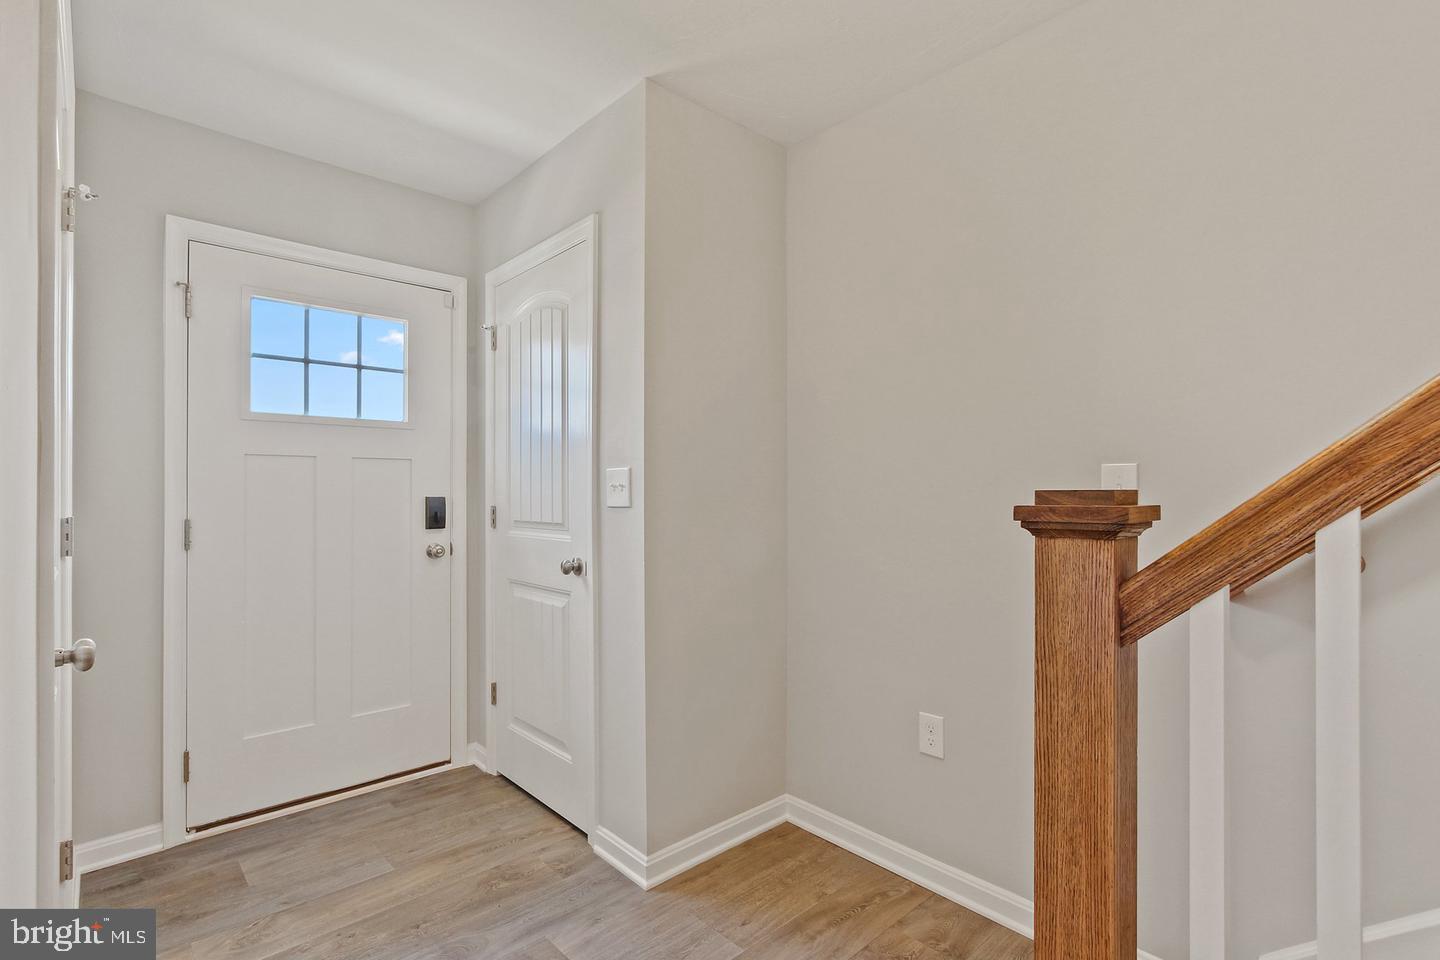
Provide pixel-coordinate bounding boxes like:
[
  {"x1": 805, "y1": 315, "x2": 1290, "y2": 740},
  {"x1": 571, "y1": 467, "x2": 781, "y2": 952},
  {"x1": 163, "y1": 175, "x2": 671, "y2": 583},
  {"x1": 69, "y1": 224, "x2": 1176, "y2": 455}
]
[
  {"x1": 487, "y1": 218, "x2": 596, "y2": 832},
  {"x1": 184, "y1": 241, "x2": 455, "y2": 829},
  {"x1": 42, "y1": 0, "x2": 79, "y2": 907}
]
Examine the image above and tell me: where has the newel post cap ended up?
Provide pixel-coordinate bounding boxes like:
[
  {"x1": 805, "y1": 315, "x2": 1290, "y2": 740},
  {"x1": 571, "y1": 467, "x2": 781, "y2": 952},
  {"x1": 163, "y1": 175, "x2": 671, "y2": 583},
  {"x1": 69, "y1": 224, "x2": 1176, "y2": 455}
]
[{"x1": 1013, "y1": 490, "x2": 1161, "y2": 539}]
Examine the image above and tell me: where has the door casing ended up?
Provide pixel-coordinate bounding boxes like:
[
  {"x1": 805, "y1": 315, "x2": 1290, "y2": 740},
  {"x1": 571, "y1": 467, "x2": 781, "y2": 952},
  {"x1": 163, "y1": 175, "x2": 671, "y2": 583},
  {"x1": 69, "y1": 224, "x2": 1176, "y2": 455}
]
[
  {"x1": 483, "y1": 214, "x2": 600, "y2": 831},
  {"x1": 161, "y1": 216, "x2": 469, "y2": 848}
]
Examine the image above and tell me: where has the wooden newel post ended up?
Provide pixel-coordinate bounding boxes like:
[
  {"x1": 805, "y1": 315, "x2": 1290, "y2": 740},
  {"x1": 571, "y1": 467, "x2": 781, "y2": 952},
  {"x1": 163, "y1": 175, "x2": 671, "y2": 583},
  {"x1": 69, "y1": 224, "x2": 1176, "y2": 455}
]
[{"x1": 1014, "y1": 490, "x2": 1160, "y2": 960}]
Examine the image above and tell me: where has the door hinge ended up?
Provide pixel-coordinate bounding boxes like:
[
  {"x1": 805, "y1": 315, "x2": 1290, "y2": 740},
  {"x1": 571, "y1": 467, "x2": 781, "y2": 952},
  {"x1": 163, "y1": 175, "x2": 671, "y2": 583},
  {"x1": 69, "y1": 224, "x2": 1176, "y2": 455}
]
[
  {"x1": 61, "y1": 184, "x2": 98, "y2": 233},
  {"x1": 176, "y1": 280, "x2": 192, "y2": 319},
  {"x1": 489, "y1": 506, "x2": 496, "y2": 529},
  {"x1": 490, "y1": 682, "x2": 497, "y2": 706},
  {"x1": 60, "y1": 516, "x2": 75, "y2": 558},
  {"x1": 183, "y1": 750, "x2": 190, "y2": 784},
  {"x1": 484, "y1": 324, "x2": 496, "y2": 350},
  {"x1": 443, "y1": 292, "x2": 455, "y2": 309},
  {"x1": 59, "y1": 840, "x2": 74, "y2": 881},
  {"x1": 183, "y1": 518, "x2": 192, "y2": 551}
]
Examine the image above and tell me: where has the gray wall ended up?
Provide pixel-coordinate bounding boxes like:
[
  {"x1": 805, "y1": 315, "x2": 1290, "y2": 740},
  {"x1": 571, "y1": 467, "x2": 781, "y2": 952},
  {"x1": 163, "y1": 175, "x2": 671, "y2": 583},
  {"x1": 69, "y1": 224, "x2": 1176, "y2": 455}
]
[
  {"x1": 785, "y1": 0, "x2": 1440, "y2": 956},
  {"x1": 475, "y1": 85, "x2": 650, "y2": 850},
  {"x1": 2, "y1": 0, "x2": 42, "y2": 907},
  {"x1": 72, "y1": 92, "x2": 476, "y2": 843},
  {"x1": 643, "y1": 84, "x2": 788, "y2": 851}
]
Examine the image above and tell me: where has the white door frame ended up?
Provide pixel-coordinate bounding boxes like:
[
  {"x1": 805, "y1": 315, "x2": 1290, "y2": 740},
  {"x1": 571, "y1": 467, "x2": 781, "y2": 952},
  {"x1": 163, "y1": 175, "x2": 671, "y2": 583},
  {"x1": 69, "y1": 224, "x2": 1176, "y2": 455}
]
[
  {"x1": 483, "y1": 214, "x2": 599, "y2": 830},
  {"x1": 161, "y1": 216, "x2": 469, "y2": 848}
]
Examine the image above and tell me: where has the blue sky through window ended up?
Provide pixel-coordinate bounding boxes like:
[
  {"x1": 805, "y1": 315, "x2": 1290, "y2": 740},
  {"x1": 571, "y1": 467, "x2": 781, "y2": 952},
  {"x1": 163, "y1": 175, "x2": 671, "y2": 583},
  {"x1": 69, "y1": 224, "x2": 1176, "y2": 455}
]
[
  {"x1": 309, "y1": 308, "x2": 359, "y2": 363},
  {"x1": 363, "y1": 316, "x2": 405, "y2": 369},
  {"x1": 250, "y1": 298, "x2": 304, "y2": 357},
  {"x1": 250, "y1": 357, "x2": 304, "y2": 414},
  {"x1": 362, "y1": 370, "x2": 404, "y2": 420}
]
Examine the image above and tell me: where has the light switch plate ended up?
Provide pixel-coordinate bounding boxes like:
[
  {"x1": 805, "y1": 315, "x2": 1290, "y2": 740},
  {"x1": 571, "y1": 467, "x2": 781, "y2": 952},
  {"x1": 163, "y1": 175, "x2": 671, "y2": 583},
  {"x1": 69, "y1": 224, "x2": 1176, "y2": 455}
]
[
  {"x1": 1101, "y1": 463, "x2": 1138, "y2": 490},
  {"x1": 605, "y1": 467, "x2": 632, "y2": 508}
]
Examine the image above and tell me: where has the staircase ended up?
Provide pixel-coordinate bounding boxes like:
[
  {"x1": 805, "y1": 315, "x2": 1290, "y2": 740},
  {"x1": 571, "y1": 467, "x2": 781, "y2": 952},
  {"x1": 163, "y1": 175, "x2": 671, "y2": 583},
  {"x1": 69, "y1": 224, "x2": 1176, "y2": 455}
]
[{"x1": 1014, "y1": 373, "x2": 1440, "y2": 960}]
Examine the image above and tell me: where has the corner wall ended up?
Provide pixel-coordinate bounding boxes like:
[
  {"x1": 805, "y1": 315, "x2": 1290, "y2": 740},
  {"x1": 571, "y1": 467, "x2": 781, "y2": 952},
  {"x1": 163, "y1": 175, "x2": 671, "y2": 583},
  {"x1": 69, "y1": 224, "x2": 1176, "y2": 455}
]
[
  {"x1": 643, "y1": 84, "x2": 787, "y2": 852},
  {"x1": 785, "y1": 1, "x2": 1440, "y2": 957}
]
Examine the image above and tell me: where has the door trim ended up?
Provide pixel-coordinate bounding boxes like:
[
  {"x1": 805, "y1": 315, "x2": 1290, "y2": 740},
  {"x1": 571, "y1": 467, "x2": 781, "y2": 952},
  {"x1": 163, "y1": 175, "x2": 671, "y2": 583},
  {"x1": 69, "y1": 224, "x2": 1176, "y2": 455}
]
[
  {"x1": 483, "y1": 214, "x2": 599, "y2": 831},
  {"x1": 161, "y1": 216, "x2": 469, "y2": 848}
]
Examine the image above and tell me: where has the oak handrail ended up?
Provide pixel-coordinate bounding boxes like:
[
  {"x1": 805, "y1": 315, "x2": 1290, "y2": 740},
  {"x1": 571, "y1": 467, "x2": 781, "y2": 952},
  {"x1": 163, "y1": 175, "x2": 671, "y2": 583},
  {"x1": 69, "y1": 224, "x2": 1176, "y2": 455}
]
[{"x1": 1118, "y1": 372, "x2": 1440, "y2": 646}]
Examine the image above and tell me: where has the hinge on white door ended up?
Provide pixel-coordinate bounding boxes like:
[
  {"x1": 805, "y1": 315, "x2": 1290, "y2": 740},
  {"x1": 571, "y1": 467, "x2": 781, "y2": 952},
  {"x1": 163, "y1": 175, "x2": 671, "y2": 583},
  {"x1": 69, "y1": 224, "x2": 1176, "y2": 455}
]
[
  {"x1": 489, "y1": 506, "x2": 496, "y2": 529},
  {"x1": 183, "y1": 519, "x2": 192, "y2": 551},
  {"x1": 59, "y1": 840, "x2": 74, "y2": 881},
  {"x1": 443, "y1": 292, "x2": 455, "y2": 309},
  {"x1": 483, "y1": 324, "x2": 497, "y2": 350},
  {"x1": 183, "y1": 750, "x2": 190, "y2": 784},
  {"x1": 61, "y1": 184, "x2": 98, "y2": 233},
  {"x1": 490, "y1": 682, "x2": 497, "y2": 706},
  {"x1": 175, "y1": 280, "x2": 192, "y2": 319},
  {"x1": 61, "y1": 516, "x2": 74, "y2": 557}
]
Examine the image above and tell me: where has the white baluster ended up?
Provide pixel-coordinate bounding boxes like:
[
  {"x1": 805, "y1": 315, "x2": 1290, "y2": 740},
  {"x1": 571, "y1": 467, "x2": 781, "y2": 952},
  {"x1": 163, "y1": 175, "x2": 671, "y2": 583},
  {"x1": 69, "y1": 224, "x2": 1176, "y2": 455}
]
[
  {"x1": 1315, "y1": 509, "x2": 1362, "y2": 960},
  {"x1": 1190, "y1": 587, "x2": 1229, "y2": 959}
]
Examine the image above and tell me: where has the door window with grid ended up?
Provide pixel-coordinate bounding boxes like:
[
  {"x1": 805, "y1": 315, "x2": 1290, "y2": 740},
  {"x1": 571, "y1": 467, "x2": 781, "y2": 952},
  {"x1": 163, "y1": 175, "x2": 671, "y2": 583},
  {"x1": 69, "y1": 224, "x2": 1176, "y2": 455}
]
[{"x1": 248, "y1": 296, "x2": 407, "y2": 422}]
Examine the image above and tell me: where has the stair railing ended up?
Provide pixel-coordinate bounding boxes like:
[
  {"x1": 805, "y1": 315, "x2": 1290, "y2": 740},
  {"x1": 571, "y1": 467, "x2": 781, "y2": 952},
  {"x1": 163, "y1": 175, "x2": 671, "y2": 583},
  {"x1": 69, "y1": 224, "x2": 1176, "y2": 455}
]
[{"x1": 1015, "y1": 373, "x2": 1440, "y2": 960}]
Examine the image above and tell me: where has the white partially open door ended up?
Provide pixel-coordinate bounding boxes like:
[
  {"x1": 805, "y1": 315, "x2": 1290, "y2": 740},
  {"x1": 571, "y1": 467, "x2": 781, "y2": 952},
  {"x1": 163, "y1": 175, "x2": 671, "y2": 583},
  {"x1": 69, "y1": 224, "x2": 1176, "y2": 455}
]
[{"x1": 485, "y1": 216, "x2": 597, "y2": 833}]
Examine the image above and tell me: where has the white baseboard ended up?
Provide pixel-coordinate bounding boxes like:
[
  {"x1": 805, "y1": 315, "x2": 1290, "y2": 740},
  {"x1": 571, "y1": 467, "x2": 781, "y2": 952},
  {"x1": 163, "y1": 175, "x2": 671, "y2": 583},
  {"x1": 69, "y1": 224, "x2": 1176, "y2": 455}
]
[
  {"x1": 593, "y1": 794, "x2": 1163, "y2": 960},
  {"x1": 1259, "y1": 906, "x2": 1440, "y2": 960},
  {"x1": 468, "y1": 741, "x2": 491, "y2": 773},
  {"x1": 784, "y1": 795, "x2": 1035, "y2": 939},
  {"x1": 786, "y1": 796, "x2": 1164, "y2": 960},
  {"x1": 590, "y1": 796, "x2": 790, "y2": 890},
  {"x1": 590, "y1": 826, "x2": 649, "y2": 887},
  {"x1": 75, "y1": 823, "x2": 163, "y2": 875}
]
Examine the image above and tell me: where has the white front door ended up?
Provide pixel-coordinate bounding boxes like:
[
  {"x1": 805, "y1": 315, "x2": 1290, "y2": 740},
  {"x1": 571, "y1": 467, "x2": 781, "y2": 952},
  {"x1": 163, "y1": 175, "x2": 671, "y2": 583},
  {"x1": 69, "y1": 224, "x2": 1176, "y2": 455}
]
[
  {"x1": 185, "y1": 241, "x2": 455, "y2": 829},
  {"x1": 487, "y1": 218, "x2": 596, "y2": 832}
]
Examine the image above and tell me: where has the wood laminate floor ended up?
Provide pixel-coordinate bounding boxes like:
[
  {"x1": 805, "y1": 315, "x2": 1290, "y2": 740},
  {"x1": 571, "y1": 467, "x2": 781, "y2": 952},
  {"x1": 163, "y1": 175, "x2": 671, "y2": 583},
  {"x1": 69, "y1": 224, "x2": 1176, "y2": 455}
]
[{"x1": 82, "y1": 767, "x2": 1032, "y2": 960}]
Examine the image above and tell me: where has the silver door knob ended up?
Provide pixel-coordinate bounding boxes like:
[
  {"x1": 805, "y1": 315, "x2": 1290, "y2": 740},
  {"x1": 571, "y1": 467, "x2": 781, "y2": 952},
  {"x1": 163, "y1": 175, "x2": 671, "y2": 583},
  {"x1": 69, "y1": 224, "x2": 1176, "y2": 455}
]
[
  {"x1": 560, "y1": 558, "x2": 585, "y2": 576},
  {"x1": 55, "y1": 638, "x2": 96, "y2": 671},
  {"x1": 426, "y1": 543, "x2": 447, "y2": 559}
]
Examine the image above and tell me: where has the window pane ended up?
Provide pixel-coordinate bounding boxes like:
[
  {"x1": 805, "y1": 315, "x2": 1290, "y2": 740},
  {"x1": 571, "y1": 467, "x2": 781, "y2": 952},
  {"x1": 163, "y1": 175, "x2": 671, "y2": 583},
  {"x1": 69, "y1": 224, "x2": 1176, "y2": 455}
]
[
  {"x1": 308, "y1": 308, "x2": 359, "y2": 363},
  {"x1": 309, "y1": 364, "x2": 357, "y2": 418},
  {"x1": 361, "y1": 316, "x2": 405, "y2": 370},
  {"x1": 251, "y1": 298, "x2": 304, "y2": 358},
  {"x1": 361, "y1": 370, "x2": 405, "y2": 422},
  {"x1": 250, "y1": 358, "x2": 304, "y2": 414}
]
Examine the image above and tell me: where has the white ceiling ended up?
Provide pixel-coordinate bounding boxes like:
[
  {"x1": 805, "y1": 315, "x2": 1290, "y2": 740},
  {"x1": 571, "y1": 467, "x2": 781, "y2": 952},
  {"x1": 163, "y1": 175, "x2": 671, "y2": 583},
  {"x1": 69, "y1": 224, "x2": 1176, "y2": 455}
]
[{"x1": 73, "y1": 0, "x2": 1085, "y2": 204}]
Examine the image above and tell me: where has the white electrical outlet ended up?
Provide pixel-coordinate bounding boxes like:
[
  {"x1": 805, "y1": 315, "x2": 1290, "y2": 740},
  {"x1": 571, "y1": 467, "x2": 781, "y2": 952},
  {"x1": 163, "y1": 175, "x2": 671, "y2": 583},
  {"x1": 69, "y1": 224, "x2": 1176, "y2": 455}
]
[
  {"x1": 918, "y1": 712, "x2": 944, "y2": 759},
  {"x1": 1101, "y1": 463, "x2": 1138, "y2": 490}
]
